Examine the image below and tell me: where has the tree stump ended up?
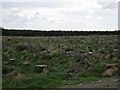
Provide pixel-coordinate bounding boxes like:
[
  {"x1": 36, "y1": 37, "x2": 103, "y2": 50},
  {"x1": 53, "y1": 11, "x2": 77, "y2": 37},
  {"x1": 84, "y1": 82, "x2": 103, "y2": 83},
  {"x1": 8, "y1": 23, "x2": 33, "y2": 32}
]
[
  {"x1": 35, "y1": 65, "x2": 47, "y2": 73},
  {"x1": 103, "y1": 63, "x2": 118, "y2": 77}
]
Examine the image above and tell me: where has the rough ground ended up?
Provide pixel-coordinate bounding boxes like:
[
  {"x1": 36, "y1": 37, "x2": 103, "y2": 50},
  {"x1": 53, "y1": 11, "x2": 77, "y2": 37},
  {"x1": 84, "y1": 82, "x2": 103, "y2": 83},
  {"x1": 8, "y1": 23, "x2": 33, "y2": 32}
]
[
  {"x1": 60, "y1": 77, "x2": 119, "y2": 88},
  {"x1": 2, "y1": 36, "x2": 119, "y2": 88}
]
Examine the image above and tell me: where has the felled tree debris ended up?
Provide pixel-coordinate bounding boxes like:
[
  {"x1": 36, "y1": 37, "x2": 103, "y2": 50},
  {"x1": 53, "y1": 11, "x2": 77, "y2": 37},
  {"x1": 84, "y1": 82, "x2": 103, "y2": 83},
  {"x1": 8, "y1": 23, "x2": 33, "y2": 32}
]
[
  {"x1": 2, "y1": 71, "x2": 25, "y2": 79},
  {"x1": 66, "y1": 50, "x2": 86, "y2": 58},
  {"x1": 16, "y1": 44, "x2": 30, "y2": 51},
  {"x1": 105, "y1": 63, "x2": 118, "y2": 68}
]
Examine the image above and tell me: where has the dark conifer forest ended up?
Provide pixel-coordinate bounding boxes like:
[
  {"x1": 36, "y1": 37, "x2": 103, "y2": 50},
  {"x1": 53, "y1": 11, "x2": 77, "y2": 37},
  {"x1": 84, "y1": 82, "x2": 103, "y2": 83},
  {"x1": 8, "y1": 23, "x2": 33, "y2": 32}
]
[{"x1": 1, "y1": 27, "x2": 119, "y2": 36}]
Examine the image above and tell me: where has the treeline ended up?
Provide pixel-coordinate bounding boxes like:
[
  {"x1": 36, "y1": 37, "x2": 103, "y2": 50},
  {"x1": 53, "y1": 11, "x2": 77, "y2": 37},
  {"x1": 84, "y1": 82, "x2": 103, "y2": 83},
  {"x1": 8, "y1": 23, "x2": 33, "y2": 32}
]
[{"x1": 1, "y1": 28, "x2": 120, "y2": 36}]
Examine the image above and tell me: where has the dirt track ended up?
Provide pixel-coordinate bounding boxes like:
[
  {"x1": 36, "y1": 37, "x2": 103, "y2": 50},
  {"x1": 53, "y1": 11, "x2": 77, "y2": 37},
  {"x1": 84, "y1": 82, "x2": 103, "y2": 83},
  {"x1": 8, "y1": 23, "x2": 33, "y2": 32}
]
[{"x1": 60, "y1": 77, "x2": 120, "y2": 88}]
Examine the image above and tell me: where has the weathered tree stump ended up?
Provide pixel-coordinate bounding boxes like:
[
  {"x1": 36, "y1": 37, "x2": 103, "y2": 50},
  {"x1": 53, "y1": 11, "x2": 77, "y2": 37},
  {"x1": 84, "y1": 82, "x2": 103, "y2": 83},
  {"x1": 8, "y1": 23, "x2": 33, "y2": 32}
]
[
  {"x1": 10, "y1": 58, "x2": 16, "y2": 61},
  {"x1": 103, "y1": 63, "x2": 118, "y2": 77},
  {"x1": 35, "y1": 65, "x2": 47, "y2": 73}
]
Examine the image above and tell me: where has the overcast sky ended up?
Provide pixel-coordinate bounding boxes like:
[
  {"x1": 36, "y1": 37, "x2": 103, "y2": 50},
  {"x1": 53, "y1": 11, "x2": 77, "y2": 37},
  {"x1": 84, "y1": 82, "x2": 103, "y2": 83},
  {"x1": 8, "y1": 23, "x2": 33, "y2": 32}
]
[{"x1": 0, "y1": 0, "x2": 119, "y2": 31}]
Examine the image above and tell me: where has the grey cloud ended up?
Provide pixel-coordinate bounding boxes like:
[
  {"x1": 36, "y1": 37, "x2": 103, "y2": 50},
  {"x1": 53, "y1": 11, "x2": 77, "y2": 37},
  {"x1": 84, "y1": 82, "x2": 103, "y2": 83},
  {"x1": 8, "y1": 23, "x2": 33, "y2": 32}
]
[
  {"x1": 1, "y1": 0, "x2": 118, "y2": 30},
  {"x1": 2, "y1": 13, "x2": 29, "y2": 22},
  {"x1": 99, "y1": 2, "x2": 117, "y2": 9},
  {"x1": 2, "y1": 1, "x2": 64, "y2": 9}
]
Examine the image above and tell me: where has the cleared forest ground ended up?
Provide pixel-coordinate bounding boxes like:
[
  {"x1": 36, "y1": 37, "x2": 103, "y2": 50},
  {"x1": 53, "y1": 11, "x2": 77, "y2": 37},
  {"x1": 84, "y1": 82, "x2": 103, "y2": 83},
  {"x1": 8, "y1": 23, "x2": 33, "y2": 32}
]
[{"x1": 2, "y1": 35, "x2": 119, "y2": 88}]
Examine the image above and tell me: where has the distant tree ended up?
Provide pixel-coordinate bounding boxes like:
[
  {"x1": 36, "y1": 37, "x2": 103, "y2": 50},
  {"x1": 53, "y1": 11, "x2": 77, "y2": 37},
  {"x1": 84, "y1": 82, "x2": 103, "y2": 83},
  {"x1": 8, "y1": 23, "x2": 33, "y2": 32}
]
[{"x1": 2, "y1": 27, "x2": 120, "y2": 36}]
